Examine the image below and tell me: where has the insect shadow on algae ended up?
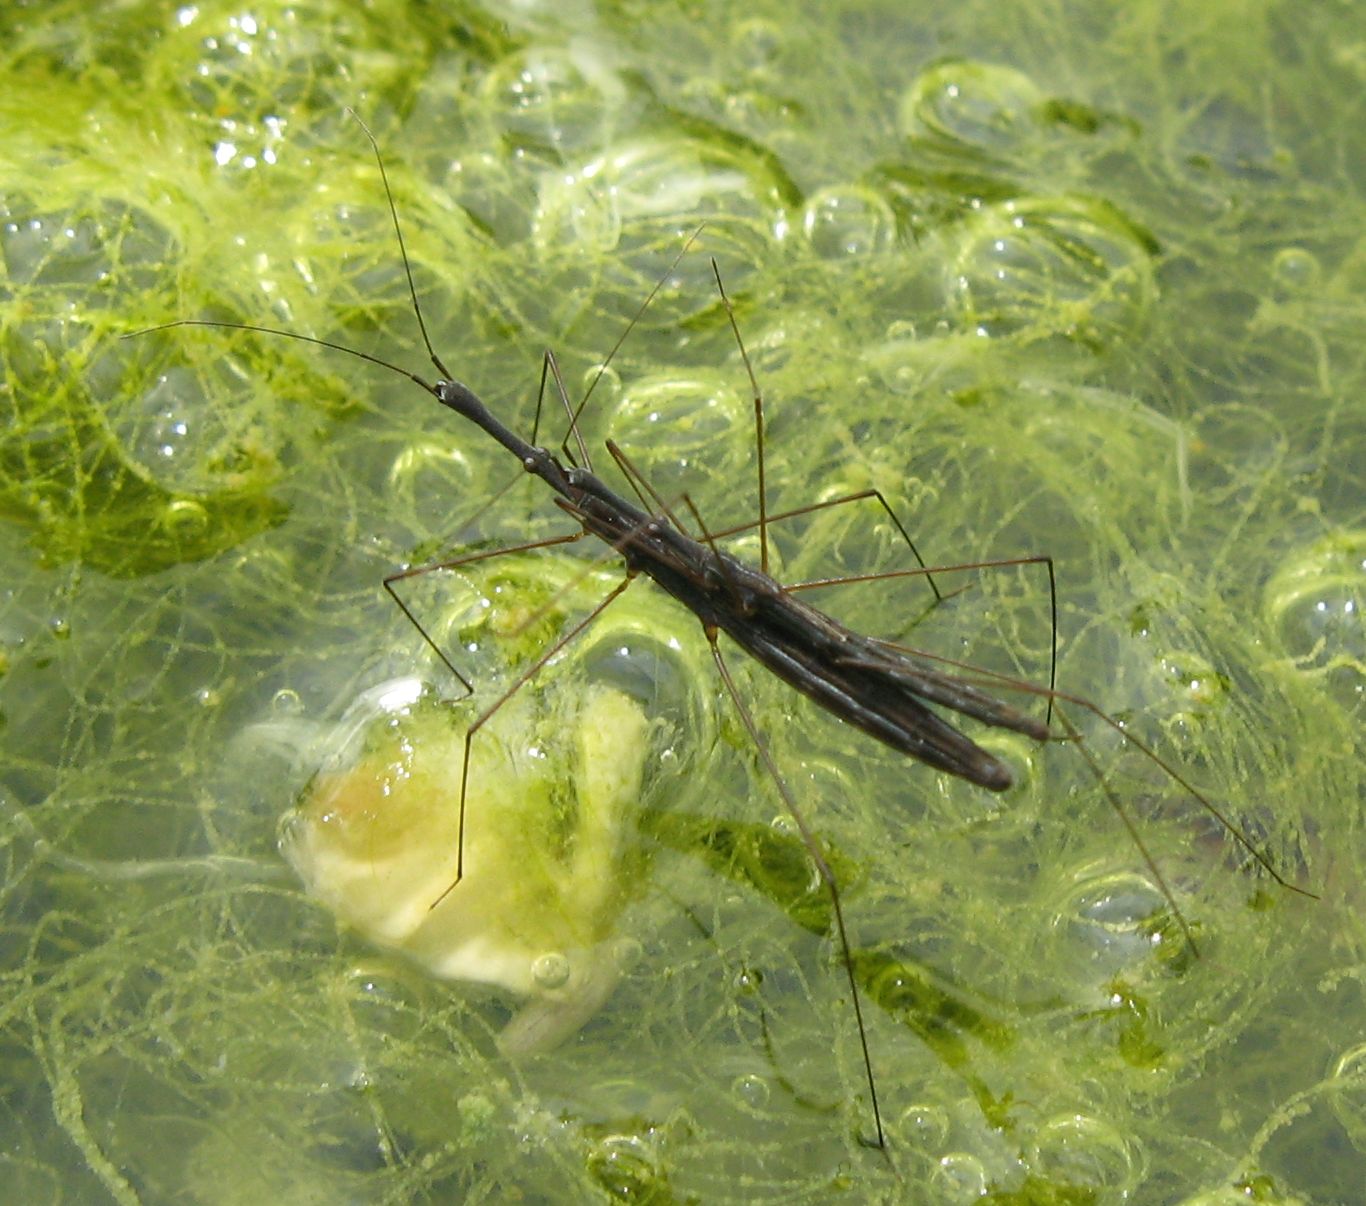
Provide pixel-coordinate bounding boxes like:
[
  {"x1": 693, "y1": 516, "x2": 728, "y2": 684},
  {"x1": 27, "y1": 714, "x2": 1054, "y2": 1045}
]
[{"x1": 130, "y1": 112, "x2": 1316, "y2": 1154}]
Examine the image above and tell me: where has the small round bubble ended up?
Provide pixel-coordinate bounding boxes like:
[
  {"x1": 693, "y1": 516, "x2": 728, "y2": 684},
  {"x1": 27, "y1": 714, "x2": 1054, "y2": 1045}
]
[
  {"x1": 1263, "y1": 531, "x2": 1364, "y2": 709},
  {"x1": 733, "y1": 966, "x2": 763, "y2": 994},
  {"x1": 1028, "y1": 1112, "x2": 1139, "y2": 1192},
  {"x1": 1269, "y1": 246, "x2": 1321, "y2": 293},
  {"x1": 341, "y1": 967, "x2": 424, "y2": 1042},
  {"x1": 943, "y1": 196, "x2": 1155, "y2": 343},
  {"x1": 1330, "y1": 1041, "x2": 1366, "y2": 1148},
  {"x1": 732, "y1": 1073, "x2": 770, "y2": 1108},
  {"x1": 1053, "y1": 869, "x2": 1171, "y2": 973},
  {"x1": 899, "y1": 60, "x2": 1043, "y2": 150},
  {"x1": 531, "y1": 952, "x2": 571, "y2": 990},
  {"x1": 482, "y1": 46, "x2": 624, "y2": 155},
  {"x1": 160, "y1": 498, "x2": 209, "y2": 540},
  {"x1": 898, "y1": 1102, "x2": 950, "y2": 1149},
  {"x1": 930, "y1": 1152, "x2": 988, "y2": 1202},
  {"x1": 801, "y1": 186, "x2": 896, "y2": 259},
  {"x1": 586, "y1": 1133, "x2": 659, "y2": 1198},
  {"x1": 271, "y1": 688, "x2": 303, "y2": 716}
]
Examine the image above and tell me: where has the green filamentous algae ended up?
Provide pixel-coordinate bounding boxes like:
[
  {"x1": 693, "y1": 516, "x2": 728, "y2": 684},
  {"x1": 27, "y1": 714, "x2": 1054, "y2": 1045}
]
[{"x1": 1, "y1": 1, "x2": 1361, "y2": 1201}]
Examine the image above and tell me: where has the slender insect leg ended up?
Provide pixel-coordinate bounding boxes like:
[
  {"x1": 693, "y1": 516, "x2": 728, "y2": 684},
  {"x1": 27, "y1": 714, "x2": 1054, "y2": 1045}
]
[
  {"x1": 558, "y1": 227, "x2": 708, "y2": 463},
  {"x1": 1047, "y1": 701, "x2": 1200, "y2": 953},
  {"x1": 533, "y1": 349, "x2": 592, "y2": 470},
  {"x1": 428, "y1": 575, "x2": 637, "y2": 908},
  {"x1": 677, "y1": 489, "x2": 888, "y2": 1146},
  {"x1": 383, "y1": 531, "x2": 590, "y2": 692},
  {"x1": 708, "y1": 258, "x2": 954, "y2": 616},
  {"x1": 708, "y1": 258, "x2": 771, "y2": 576},
  {"x1": 490, "y1": 491, "x2": 685, "y2": 646},
  {"x1": 603, "y1": 438, "x2": 699, "y2": 544},
  {"x1": 787, "y1": 550, "x2": 1060, "y2": 723},
  {"x1": 1045, "y1": 688, "x2": 1316, "y2": 902},
  {"x1": 704, "y1": 257, "x2": 1065, "y2": 715},
  {"x1": 707, "y1": 632, "x2": 888, "y2": 1152},
  {"x1": 708, "y1": 490, "x2": 944, "y2": 604},
  {"x1": 709, "y1": 256, "x2": 943, "y2": 620},
  {"x1": 860, "y1": 642, "x2": 1317, "y2": 918}
]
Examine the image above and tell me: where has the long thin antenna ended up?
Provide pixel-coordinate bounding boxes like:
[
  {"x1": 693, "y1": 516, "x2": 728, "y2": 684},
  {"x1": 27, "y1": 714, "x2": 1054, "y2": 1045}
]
[
  {"x1": 709, "y1": 257, "x2": 771, "y2": 576},
  {"x1": 345, "y1": 108, "x2": 453, "y2": 382},
  {"x1": 562, "y1": 225, "x2": 707, "y2": 457}
]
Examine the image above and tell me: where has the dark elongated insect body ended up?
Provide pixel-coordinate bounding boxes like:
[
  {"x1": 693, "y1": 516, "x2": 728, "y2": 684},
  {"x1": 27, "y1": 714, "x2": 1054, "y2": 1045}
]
[{"x1": 433, "y1": 377, "x2": 1044, "y2": 792}]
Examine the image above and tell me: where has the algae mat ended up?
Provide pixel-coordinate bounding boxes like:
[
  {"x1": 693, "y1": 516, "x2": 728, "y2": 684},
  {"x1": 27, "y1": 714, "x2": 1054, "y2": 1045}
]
[{"x1": 1, "y1": 1, "x2": 1363, "y2": 1201}]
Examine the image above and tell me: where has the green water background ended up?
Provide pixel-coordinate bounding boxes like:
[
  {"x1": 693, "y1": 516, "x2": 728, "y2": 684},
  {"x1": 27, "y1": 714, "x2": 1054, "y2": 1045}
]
[{"x1": 1, "y1": 0, "x2": 1363, "y2": 1201}]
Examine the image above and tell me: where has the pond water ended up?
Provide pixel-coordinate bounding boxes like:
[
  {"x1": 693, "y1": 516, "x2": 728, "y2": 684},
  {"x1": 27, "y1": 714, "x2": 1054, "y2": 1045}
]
[{"x1": 1, "y1": 1, "x2": 1362, "y2": 1201}]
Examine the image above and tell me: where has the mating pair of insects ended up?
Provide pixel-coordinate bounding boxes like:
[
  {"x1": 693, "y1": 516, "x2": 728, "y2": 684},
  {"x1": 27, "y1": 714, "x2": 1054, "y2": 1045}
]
[{"x1": 145, "y1": 119, "x2": 1310, "y2": 1151}]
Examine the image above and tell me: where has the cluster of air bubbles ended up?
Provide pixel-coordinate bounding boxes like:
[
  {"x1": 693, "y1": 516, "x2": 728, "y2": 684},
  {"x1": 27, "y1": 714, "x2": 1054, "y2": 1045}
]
[{"x1": 528, "y1": 133, "x2": 787, "y2": 329}]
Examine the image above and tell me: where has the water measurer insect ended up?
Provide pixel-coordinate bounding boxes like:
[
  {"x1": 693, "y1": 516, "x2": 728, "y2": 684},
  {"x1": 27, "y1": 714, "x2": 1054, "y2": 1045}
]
[{"x1": 134, "y1": 115, "x2": 1314, "y2": 1152}]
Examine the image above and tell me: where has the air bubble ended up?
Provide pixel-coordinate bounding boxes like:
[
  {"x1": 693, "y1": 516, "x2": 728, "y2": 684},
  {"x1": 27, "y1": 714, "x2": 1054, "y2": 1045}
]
[
  {"x1": 733, "y1": 19, "x2": 784, "y2": 71},
  {"x1": 930, "y1": 1152, "x2": 988, "y2": 1201},
  {"x1": 271, "y1": 688, "x2": 303, "y2": 715},
  {"x1": 1269, "y1": 246, "x2": 1321, "y2": 293},
  {"x1": 898, "y1": 1102, "x2": 950, "y2": 1149},
  {"x1": 1028, "y1": 1112, "x2": 1139, "y2": 1192},
  {"x1": 900, "y1": 60, "x2": 1044, "y2": 150},
  {"x1": 942, "y1": 195, "x2": 1155, "y2": 345},
  {"x1": 1263, "y1": 530, "x2": 1364, "y2": 709},
  {"x1": 482, "y1": 46, "x2": 625, "y2": 156},
  {"x1": 341, "y1": 967, "x2": 424, "y2": 1042},
  {"x1": 731, "y1": 1072, "x2": 770, "y2": 1108},
  {"x1": 388, "y1": 440, "x2": 475, "y2": 505},
  {"x1": 1330, "y1": 1041, "x2": 1366, "y2": 1148},
  {"x1": 530, "y1": 134, "x2": 785, "y2": 329},
  {"x1": 160, "y1": 498, "x2": 209, "y2": 540},
  {"x1": 611, "y1": 936, "x2": 643, "y2": 972},
  {"x1": 733, "y1": 966, "x2": 763, "y2": 994},
  {"x1": 1053, "y1": 869, "x2": 1171, "y2": 972},
  {"x1": 586, "y1": 1133, "x2": 660, "y2": 1198},
  {"x1": 531, "y1": 952, "x2": 571, "y2": 990},
  {"x1": 801, "y1": 186, "x2": 896, "y2": 259},
  {"x1": 1155, "y1": 649, "x2": 1228, "y2": 706},
  {"x1": 608, "y1": 372, "x2": 749, "y2": 504}
]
